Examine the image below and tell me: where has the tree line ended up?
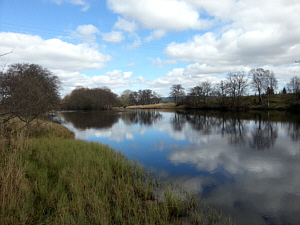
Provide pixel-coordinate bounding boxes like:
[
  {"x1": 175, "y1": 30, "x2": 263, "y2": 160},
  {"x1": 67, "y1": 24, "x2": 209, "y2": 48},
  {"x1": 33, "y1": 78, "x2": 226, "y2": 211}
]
[
  {"x1": 170, "y1": 69, "x2": 300, "y2": 108},
  {"x1": 119, "y1": 89, "x2": 162, "y2": 107},
  {"x1": 1, "y1": 63, "x2": 300, "y2": 137}
]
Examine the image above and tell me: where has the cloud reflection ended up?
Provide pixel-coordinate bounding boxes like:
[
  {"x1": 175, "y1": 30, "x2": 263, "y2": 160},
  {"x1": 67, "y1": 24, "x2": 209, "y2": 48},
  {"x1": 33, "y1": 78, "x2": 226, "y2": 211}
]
[{"x1": 59, "y1": 110, "x2": 300, "y2": 225}]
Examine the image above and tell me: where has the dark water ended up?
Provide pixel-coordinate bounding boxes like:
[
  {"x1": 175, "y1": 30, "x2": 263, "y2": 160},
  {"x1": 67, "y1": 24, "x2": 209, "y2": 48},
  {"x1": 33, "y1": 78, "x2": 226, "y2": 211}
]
[{"x1": 58, "y1": 110, "x2": 300, "y2": 225}]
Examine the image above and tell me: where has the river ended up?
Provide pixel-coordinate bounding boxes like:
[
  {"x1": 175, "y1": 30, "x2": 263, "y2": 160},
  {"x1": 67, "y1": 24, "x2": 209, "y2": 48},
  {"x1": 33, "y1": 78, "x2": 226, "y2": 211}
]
[{"x1": 57, "y1": 109, "x2": 300, "y2": 225}]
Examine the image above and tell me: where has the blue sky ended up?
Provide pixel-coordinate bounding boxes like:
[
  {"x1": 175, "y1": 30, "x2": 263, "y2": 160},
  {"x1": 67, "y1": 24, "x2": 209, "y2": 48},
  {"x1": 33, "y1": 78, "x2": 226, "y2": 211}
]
[{"x1": 1, "y1": 0, "x2": 300, "y2": 97}]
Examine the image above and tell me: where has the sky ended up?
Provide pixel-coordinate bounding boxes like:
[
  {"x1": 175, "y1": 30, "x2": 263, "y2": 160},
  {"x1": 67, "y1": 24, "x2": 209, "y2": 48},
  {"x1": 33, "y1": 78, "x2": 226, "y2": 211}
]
[{"x1": 0, "y1": 0, "x2": 300, "y2": 97}]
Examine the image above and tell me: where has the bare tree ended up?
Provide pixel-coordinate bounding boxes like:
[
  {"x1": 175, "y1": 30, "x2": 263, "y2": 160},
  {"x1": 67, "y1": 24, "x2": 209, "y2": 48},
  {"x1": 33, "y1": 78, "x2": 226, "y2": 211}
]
[
  {"x1": 0, "y1": 63, "x2": 61, "y2": 125},
  {"x1": 215, "y1": 80, "x2": 229, "y2": 105},
  {"x1": 287, "y1": 76, "x2": 300, "y2": 101},
  {"x1": 226, "y1": 71, "x2": 248, "y2": 105},
  {"x1": 201, "y1": 81, "x2": 212, "y2": 104},
  {"x1": 249, "y1": 68, "x2": 277, "y2": 104},
  {"x1": 189, "y1": 85, "x2": 204, "y2": 105},
  {"x1": 189, "y1": 81, "x2": 212, "y2": 104},
  {"x1": 267, "y1": 71, "x2": 278, "y2": 95},
  {"x1": 287, "y1": 76, "x2": 300, "y2": 94},
  {"x1": 169, "y1": 84, "x2": 185, "y2": 104},
  {"x1": 249, "y1": 68, "x2": 266, "y2": 102},
  {"x1": 265, "y1": 71, "x2": 278, "y2": 107},
  {"x1": 120, "y1": 89, "x2": 162, "y2": 106},
  {"x1": 151, "y1": 91, "x2": 162, "y2": 104}
]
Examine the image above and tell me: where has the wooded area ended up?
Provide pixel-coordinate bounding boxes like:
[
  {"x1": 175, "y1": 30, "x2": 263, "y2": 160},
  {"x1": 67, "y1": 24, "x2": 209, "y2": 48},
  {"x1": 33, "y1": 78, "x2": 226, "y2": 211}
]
[{"x1": 62, "y1": 87, "x2": 120, "y2": 110}]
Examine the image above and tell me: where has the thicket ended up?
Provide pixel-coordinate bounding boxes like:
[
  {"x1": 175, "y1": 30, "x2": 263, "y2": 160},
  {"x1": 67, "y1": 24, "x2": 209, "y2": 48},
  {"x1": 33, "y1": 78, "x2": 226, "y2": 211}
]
[{"x1": 62, "y1": 87, "x2": 121, "y2": 110}]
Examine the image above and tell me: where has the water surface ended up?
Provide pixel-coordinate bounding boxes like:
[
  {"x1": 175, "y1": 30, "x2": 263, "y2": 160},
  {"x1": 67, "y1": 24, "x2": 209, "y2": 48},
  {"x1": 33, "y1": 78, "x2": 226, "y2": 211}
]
[{"x1": 58, "y1": 110, "x2": 300, "y2": 225}]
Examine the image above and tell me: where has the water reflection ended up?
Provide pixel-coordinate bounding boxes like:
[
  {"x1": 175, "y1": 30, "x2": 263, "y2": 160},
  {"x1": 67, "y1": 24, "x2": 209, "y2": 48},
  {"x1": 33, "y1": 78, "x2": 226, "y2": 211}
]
[
  {"x1": 170, "y1": 113, "x2": 186, "y2": 131},
  {"x1": 250, "y1": 116, "x2": 278, "y2": 150},
  {"x1": 171, "y1": 111, "x2": 281, "y2": 150},
  {"x1": 60, "y1": 111, "x2": 120, "y2": 129},
  {"x1": 287, "y1": 116, "x2": 300, "y2": 141},
  {"x1": 121, "y1": 110, "x2": 162, "y2": 126},
  {"x1": 58, "y1": 110, "x2": 300, "y2": 225},
  {"x1": 224, "y1": 117, "x2": 247, "y2": 146}
]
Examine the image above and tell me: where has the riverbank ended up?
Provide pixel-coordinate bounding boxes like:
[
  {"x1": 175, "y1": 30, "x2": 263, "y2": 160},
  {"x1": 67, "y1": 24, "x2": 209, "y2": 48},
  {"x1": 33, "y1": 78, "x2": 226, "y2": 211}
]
[
  {"x1": 0, "y1": 119, "x2": 234, "y2": 225},
  {"x1": 118, "y1": 94, "x2": 300, "y2": 111},
  {"x1": 120, "y1": 102, "x2": 178, "y2": 109}
]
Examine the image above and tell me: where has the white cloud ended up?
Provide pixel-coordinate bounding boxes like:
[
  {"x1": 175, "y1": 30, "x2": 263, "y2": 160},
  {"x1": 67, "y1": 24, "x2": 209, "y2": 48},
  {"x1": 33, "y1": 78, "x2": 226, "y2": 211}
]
[
  {"x1": 73, "y1": 24, "x2": 100, "y2": 42},
  {"x1": 113, "y1": 17, "x2": 138, "y2": 33},
  {"x1": 125, "y1": 37, "x2": 142, "y2": 49},
  {"x1": 107, "y1": 0, "x2": 212, "y2": 31},
  {"x1": 155, "y1": 0, "x2": 300, "y2": 92},
  {"x1": 54, "y1": 69, "x2": 135, "y2": 96},
  {"x1": 112, "y1": 17, "x2": 141, "y2": 47},
  {"x1": 0, "y1": 32, "x2": 111, "y2": 72},
  {"x1": 53, "y1": 70, "x2": 93, "y2": 95},
  {"x1": 163, "y1": 1, "x2": 300, "y2": 67},
  {"x1": 140, "y1": 66, "x2": 222, "y2": 96},
  {"x1": 123, "y1": 71, "x2": 133, "y2": 79},
  {"x1": 149, "y1": 57, "x2": 177, "y2": 69},
  {"x1": 145, "y1": 29, "x2": 166, "y2": 42},
  {"x1": 92, "y1": 70, "x2": 134, "y2": 88},
  {"x1": 48, "y1": 0, "x2": 90, "y2": 11},
  {"x1": 3, "y1": 0, "x2": 300, "y2": 98},
  {"x1": 101, "y1": 31, "x2": 124, "y2": 43}
]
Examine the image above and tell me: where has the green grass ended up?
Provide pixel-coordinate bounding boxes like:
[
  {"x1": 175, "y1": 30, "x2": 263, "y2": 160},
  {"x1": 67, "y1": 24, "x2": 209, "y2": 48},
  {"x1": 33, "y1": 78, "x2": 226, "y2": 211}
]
[{"x1": 0, "y1": 119, "x2": 235, "y2": 225}]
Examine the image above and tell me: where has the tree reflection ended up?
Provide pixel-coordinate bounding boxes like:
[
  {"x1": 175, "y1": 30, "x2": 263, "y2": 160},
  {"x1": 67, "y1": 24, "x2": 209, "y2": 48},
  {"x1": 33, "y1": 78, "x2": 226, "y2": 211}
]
[
  {"x1": 176, "y1": 111, "x2": 283, "y2": 149},
  {"x1": 249, "y1": 115, "x2": 278, "y2": 150},
  {"x1": 287, "y1": 121, "x2": 300, "y2": 141},
  {"x1": 182, "y1": 111, "x2": 247, "y2": 146},
  {"x1": 121, "y1": 110, "x2": 162, "y2": 126},
  {"x1": 185, "y1": 113, "x2": 216, "y2": 135},
  {"x1": 225, "y1": 117, "x2": 247, "y2": 146},
  {"x1": 59, "y1": 111, "x2": 120, "y2": 129},
  {"x1": 170, "y1": 113, "x2": 187, "y2": 131}
]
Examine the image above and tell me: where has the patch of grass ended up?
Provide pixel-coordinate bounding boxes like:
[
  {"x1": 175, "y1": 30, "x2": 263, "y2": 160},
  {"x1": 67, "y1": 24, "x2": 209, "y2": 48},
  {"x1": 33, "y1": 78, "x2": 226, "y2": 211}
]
[
  {"x1": 0, "y1": 119, "x2": 235, "y2": 225},
  {"x1": 1, "y1": 118, "x2": 74, "y2": 140},
  {"x1": 125, "y1": 102, "x2": 176, "y2": 109}
]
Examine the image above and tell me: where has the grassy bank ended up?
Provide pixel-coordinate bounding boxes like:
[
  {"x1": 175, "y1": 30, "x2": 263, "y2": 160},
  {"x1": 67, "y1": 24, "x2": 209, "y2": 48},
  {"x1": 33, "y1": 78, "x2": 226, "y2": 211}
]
[
  {"x1": 119, "y1": 94, "x2": 300, "y2": 111},
  {"x1": 187, "y1": 93, "x2": 299, "y2": 110},
  {"x1": 0, "y1": 120, "x2": 234, "y2": 225}
]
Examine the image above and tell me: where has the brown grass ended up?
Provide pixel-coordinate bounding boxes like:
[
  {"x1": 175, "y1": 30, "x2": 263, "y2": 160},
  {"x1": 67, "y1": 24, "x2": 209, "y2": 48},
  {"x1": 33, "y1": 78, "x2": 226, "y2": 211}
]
[{"x1": 125, "y1": 102, "x2": 176, "y2": 109}]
